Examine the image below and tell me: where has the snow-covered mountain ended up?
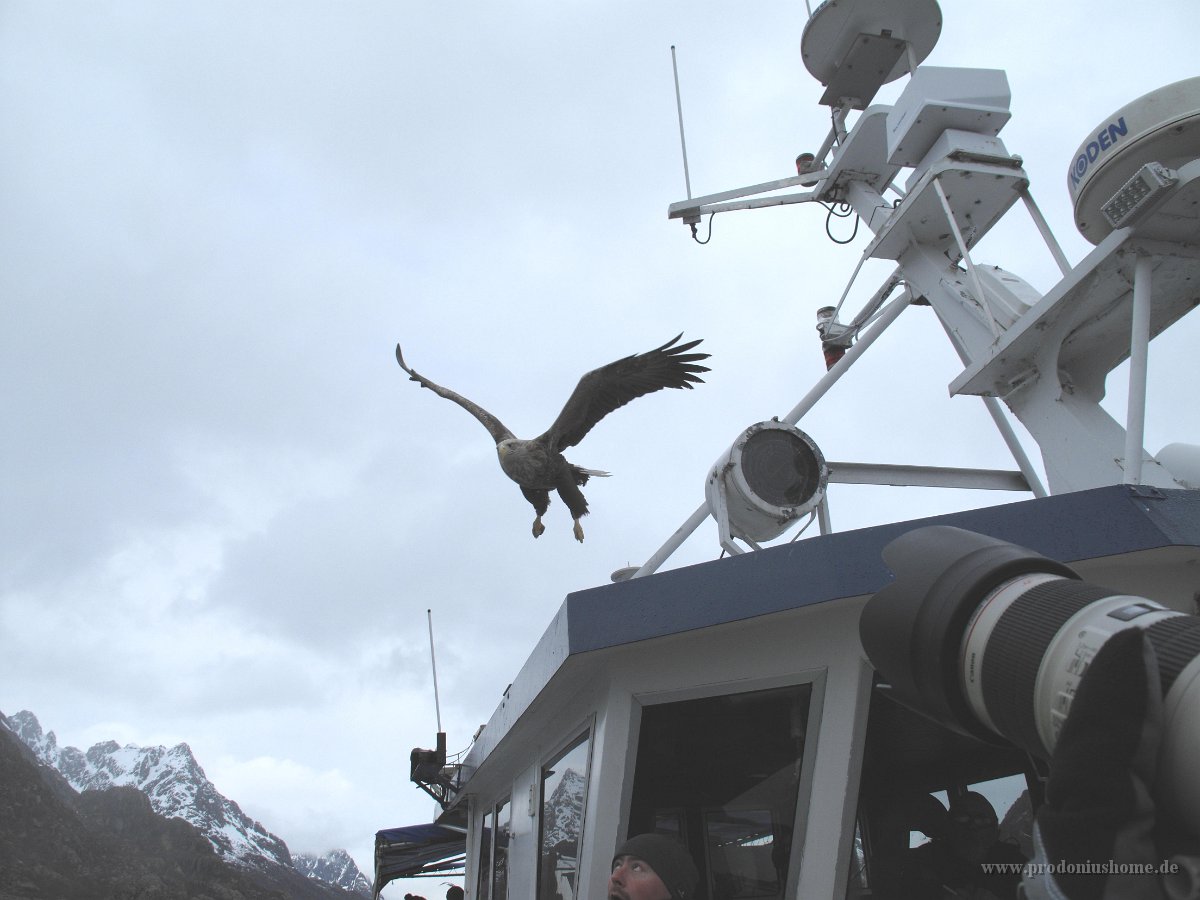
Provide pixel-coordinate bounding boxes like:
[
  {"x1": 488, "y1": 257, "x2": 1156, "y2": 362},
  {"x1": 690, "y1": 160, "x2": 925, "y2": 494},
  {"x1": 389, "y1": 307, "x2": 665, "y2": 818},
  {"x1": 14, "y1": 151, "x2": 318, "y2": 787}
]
[
  {"x1": 295, "y1": 848, "x2": 374, "y2": 895},
  {"x1": 9, "y1": 709, "x2": 291, "y2": 868},
  {"x1": 8, "y1": 710, "x2": 370, "y2": 896},
  {"x1": 541, "y1": 767, "x2": 586, "y2": 853}
]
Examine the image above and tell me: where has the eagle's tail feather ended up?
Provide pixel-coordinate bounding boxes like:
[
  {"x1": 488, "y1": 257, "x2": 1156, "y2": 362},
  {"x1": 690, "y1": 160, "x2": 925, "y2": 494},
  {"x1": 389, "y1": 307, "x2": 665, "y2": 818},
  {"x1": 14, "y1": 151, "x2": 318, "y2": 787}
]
[{"x1": 572, "y1": 466, "x2": 611, "y2": 486}]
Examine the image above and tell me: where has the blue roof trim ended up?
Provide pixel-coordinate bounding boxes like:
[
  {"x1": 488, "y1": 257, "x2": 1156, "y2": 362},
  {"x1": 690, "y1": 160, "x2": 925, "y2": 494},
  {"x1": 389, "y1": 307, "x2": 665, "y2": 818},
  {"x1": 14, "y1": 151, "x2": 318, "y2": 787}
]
[
  {"x1": 1134, "y1": 486, "x2": 1200, "y2": 544},
  {"x1": 565, "y1": 486, "x2": 1200, "y2": 655}
]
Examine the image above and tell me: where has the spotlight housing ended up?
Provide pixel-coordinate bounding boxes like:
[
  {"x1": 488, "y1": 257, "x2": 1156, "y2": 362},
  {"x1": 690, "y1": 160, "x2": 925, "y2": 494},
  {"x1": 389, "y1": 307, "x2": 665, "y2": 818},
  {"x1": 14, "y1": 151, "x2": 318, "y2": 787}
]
[{"x1": 706, "y1": 421, "x2": 828, "y2": 544}]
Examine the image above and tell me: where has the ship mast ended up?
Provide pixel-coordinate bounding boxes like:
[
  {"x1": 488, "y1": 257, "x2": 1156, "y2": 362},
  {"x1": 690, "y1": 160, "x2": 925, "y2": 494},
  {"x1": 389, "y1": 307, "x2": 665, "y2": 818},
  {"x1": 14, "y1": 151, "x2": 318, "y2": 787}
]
[{"x1": 635, "y1": 0, "x2": 1200, "y2": 573}]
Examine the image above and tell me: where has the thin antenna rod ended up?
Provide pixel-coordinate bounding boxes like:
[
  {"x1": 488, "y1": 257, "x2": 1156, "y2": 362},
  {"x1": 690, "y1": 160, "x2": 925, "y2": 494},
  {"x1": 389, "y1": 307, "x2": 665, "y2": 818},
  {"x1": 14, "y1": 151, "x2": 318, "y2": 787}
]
[
  {"x1": 426, "y1": 608, "x2": 443, "y2": 734},
  {"x1": 671, "y1": 45, "x2": 693, "y2": 200}
]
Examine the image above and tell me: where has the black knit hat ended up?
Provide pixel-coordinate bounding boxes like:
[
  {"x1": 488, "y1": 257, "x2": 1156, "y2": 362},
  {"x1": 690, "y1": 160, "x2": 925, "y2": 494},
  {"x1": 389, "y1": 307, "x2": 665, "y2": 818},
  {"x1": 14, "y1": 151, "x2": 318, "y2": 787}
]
[{"x1": 613, "y1": 833, "x2": 700, "y2": 900}]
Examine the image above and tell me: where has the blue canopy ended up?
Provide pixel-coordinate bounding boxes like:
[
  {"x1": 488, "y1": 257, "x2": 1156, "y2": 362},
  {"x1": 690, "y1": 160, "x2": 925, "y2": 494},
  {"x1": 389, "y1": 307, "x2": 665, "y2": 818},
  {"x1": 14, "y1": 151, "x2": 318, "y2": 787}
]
[{"x1": 373, "y1": 823, "x2": 466, "y2": 897}]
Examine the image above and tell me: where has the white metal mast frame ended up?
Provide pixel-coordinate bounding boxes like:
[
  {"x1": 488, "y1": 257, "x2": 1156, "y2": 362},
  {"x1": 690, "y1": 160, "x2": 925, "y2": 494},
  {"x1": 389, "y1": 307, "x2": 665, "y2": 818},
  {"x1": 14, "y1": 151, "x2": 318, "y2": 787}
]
[{"x1": 641, "y1": 22, "x2": 1196, "y2": 574}]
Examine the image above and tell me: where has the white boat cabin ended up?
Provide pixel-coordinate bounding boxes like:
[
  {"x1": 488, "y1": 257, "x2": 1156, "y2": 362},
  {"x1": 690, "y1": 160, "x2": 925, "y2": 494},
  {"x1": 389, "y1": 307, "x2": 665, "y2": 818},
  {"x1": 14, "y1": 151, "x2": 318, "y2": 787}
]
[{"x1": 379, "y1": 486, "x2": 1200, "y2": 900}]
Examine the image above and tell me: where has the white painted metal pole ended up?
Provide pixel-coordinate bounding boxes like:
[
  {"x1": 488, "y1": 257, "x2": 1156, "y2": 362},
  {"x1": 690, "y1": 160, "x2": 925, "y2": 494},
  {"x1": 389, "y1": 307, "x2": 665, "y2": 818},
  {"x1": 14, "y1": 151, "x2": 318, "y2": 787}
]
[
  {"x1": 1124, "y1": 255, "x2": 1154, "y2": 485},
  {"x1": 941, "y1": 323, "x2": 1048, "y2": 497},
  {"x1": 671, "y1": 46, "x2": 693, "y2": 200},
  {"x1": 933, "y1": 177, "x2": 1000, "y2": 338},
  {"x1": 1019, "y1": 188, "x2": 1073, "y2": 277},
  {"x1": 426, "y1": 608, "x2": 443, "y2": 733},
  {"x1": 633, "y1": 502, "x2": 710, "y2": 578},
  {"x1": 817, "y1": 497, "x2": 833, "y2": 535},
  {"x1": 980, "y1": 396, "x2": 1048, "y2": 497},
  {"x1": 811, "y1": 124, "x2": 841, "y2": 169},
  {"x1": 784, "y1": 290, "x2": 912, "y2": 425},
  {"x1": 829, "y1": 250, "x2": 870, "y2": 322}
]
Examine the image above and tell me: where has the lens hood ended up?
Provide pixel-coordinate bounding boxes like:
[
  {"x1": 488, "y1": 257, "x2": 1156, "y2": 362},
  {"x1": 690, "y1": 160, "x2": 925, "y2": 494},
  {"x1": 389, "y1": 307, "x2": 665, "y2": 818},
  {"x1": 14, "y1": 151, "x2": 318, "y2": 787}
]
[{"x1": 860, "y1": 525, "x2": 1078, "y2": 740}]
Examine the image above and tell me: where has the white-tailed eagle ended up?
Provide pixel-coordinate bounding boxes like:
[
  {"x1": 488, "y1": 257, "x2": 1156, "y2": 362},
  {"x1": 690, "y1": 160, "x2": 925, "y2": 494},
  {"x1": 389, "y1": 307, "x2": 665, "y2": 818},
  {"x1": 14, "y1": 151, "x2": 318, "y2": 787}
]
[{"x1": 395, "y1": 334, "x2": 710, "y2": 542}]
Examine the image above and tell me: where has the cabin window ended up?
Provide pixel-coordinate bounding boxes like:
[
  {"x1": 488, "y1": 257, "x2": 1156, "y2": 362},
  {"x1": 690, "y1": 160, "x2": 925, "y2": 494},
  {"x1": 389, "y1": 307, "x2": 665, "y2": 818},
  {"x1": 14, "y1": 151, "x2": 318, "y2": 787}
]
[
  {"x1": 478, "y1": 807, "x2": 494, "y2": 900},
  {"x1": 847, "y1": 684, "x2": 1035, "y2": 899},
  {"x1": 477, "y1": 797, "x2": 511, "y2": 900},
  {"x1": 493, "y1": 797, "x2": 511, "y2": 899},
  {"x1": 627, "y1": 683, "x2": 812, "y2": 900},
  {"x1": 538, "y1": 731, "x2": 592, "y2": 900}
]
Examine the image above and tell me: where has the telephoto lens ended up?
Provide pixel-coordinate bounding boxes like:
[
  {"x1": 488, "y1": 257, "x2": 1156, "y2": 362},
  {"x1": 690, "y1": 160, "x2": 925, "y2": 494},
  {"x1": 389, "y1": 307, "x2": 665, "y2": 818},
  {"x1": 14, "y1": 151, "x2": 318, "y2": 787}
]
[{"x1": 860, "y1": 525, "x2": 1200, "y2": 836}]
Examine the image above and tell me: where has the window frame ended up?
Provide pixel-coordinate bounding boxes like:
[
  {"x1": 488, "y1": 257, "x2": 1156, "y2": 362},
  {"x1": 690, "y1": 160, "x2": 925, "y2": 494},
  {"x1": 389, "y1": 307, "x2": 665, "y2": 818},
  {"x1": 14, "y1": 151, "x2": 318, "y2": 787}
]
[{"x1": 626, "y1": 670, "x2": 828, "y2": 900}]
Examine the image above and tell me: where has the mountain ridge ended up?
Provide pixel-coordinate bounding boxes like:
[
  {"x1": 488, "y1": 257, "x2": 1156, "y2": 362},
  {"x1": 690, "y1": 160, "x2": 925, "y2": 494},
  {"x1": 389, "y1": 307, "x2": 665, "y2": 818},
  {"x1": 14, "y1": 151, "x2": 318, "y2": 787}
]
[
  {"x1": 0, "y1": 715, "x2": 334, "y2": 899},
  {"x1": 4, "y1": 710, "x2": 371, "y2": 897}
]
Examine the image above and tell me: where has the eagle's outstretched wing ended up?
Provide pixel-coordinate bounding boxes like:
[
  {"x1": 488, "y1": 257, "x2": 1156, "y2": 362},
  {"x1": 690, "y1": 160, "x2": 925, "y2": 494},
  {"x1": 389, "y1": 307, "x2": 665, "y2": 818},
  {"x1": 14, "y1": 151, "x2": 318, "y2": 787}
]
[
  {"x1": 537, "y1": 334, "x2": 710, "y2": 452},
  {"x1": 396, "y1": 344, "x2": 516, "y2": 445}
]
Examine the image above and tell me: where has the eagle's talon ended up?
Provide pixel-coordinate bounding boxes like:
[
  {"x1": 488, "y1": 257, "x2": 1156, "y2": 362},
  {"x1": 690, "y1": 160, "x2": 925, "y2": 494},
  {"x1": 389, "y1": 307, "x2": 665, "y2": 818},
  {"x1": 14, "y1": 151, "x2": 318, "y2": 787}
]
[
  {"x1": 532, "y1": 517, "x2": 546, "y2": 539},
  {"x1": 573, "y1": 520, "x2": 585, "y2": 543}
]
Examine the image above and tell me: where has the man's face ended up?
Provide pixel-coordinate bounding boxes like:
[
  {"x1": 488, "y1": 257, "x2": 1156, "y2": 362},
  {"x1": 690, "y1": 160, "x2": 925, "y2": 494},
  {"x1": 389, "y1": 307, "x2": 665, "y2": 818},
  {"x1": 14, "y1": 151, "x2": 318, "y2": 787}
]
[
  {"x1": 609, "y1": 855, "x2": 672, "y2": 900},
  {"x1": 947, "y1": 797, "x2": 999, "y2": 863}
]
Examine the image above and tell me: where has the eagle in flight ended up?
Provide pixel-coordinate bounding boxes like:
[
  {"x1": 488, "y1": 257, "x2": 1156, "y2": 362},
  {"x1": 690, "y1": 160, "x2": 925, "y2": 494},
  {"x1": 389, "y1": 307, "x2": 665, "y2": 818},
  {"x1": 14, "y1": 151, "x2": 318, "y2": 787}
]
[{"x1": 395, "y1": 334, "x2": 710, "y2": 542}]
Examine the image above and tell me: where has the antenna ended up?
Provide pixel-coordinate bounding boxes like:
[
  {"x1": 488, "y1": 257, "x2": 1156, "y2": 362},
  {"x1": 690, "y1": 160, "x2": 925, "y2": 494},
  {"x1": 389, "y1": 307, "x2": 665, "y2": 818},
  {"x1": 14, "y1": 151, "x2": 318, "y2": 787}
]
[
  {"x1": 671, "y1": 45, "x2": 693, "y2": 200},
  {"x1": 426, "y1": 608, "x2": 443, "y2": 733}
]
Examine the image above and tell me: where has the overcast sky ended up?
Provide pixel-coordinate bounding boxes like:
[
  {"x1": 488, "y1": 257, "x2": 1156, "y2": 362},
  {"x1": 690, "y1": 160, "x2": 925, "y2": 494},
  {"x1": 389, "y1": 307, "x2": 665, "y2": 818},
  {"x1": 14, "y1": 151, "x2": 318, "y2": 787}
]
[{"x1": 2, "y1": 0, "x2": 1197, "y2": 889}]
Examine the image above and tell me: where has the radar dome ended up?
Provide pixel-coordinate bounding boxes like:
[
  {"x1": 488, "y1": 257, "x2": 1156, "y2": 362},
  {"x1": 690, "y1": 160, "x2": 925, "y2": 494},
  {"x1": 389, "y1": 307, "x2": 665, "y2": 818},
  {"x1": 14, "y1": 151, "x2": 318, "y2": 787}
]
[{"x1": 1069, "y1": 77, "x2": 1200, "y2": 243}]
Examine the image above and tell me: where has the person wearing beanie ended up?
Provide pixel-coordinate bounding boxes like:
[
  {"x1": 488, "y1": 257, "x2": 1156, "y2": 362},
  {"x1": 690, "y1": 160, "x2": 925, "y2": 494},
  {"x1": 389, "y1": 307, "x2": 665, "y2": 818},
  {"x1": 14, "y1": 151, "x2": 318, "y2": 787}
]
[{"x1": 609, "y1": 832, "x2": 701, "y2": 900}]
